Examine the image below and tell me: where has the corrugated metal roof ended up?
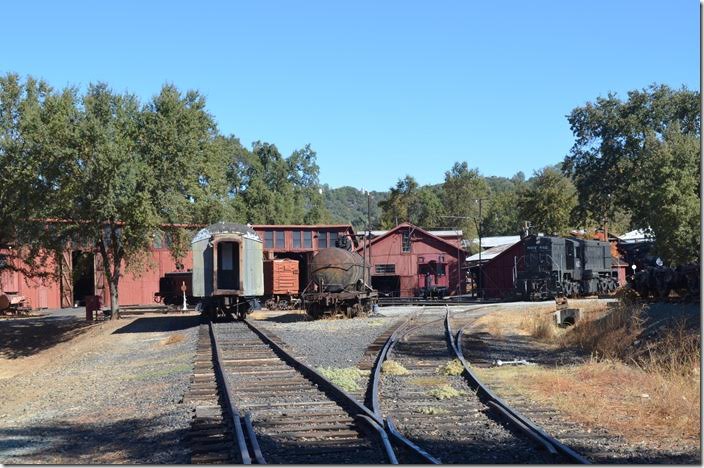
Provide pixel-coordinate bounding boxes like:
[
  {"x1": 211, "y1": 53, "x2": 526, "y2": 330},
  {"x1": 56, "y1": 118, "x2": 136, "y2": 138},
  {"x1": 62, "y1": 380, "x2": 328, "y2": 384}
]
[
  {"x1": 366, "y1": 229, "x2": 463, "y2": 237},
  {"x1": 470, "y1": 235, "x2": 521, "y2": 248},
  {"x1": 466, "y1": 241, "x2": 519, "y2": 262}
]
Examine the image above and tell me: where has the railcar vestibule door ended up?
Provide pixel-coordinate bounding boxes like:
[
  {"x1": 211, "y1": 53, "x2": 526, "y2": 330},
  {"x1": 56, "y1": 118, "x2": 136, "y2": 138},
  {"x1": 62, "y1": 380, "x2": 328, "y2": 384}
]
[{"x1": 217, "y1": 241, "x2": 240, "y2": 290}]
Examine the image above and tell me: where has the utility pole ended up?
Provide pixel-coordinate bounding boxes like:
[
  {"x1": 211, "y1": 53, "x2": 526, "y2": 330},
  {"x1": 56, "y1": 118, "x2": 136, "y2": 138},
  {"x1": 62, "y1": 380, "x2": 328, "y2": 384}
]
[
  {"x1": 475, "y1": 198, "x2": 486, "y2": 300},
  {"x1": 367, "y1": 191, "x2": 372, "y2": 285}
]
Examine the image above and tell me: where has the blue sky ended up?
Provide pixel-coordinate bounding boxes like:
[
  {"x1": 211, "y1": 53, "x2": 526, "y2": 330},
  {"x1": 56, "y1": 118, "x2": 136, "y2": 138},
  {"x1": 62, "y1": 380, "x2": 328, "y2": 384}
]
[{"x1": 1, "y1": 1, "x2": 698, "y2": 191}]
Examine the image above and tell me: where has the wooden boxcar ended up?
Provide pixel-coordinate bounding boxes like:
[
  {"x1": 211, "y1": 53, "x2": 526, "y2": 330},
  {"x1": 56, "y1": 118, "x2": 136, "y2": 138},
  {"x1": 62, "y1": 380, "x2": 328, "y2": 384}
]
[{"x1": 263, "y1": 258, "x2": 300, "y2": 309}]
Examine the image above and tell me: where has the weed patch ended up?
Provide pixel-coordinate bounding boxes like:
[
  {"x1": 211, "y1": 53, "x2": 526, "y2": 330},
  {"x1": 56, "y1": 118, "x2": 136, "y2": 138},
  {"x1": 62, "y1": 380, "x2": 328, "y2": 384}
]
[
  {"x1": 428, "y1": 385, "x2": 465, "y2": 400},
  {"x1": 317, "y1": 367, "x2": 369, "y2": 392},
  {"x1": 416, "y1": 406, "x2": 448, "y2": 415},
  {"x1": 437, "y1": 359, "x2": 464, "y2": 376},
  {"x1": 382, "y1": 360, "x2": 409, "y2": 376}
]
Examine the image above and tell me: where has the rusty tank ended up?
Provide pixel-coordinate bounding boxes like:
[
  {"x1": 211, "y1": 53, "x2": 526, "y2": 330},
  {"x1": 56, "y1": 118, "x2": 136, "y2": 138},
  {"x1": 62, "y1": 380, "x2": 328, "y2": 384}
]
[
  {"x1": 303, "y1": 246, "x2": 377, "y2": 319},
  {"x1": 309, "y1": 248, "x2": 365, "y2": 293}
]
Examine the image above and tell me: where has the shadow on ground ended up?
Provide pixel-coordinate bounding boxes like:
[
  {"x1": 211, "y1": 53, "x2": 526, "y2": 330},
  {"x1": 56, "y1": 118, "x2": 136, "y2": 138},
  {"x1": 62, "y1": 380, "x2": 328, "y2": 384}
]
[
  {"x1": 0, "y1": 317, "x2": 97, "y2": 359},
  {"x1": 113, "y1": 315, "x2": 201, "y2": 334},
  {"x1": 0, "y1": 416, "x2": 188, "y2": 464}
]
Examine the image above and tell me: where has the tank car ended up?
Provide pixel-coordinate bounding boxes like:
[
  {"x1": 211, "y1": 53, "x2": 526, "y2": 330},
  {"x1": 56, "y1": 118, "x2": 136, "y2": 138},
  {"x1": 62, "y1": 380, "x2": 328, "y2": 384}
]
[
  {"x1": 514, "y1": 235, "x2": 618, "y2": 301},
  {"x1": 302, "y1": 241, "x2": 377, "y2": 319},
  {"x1": 191, "y1": 222, "x2": 264, "y2": 319}
]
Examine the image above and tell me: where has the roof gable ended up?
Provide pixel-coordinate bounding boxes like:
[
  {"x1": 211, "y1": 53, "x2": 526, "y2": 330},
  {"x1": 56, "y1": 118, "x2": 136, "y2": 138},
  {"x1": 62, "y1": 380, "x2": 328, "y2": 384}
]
[{"x1": 359, "y1": 222, "x2": 467, "y2": 253}]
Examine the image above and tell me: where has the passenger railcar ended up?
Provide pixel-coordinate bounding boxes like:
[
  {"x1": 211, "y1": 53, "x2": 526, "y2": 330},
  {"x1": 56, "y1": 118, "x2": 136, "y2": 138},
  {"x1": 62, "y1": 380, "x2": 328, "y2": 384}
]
[
  {"x1": 191, "y1": 222, "x2": 264, "y2": 319},
  {"x1": 514, "y1": 235, "x2": 618, "y2": 301}
]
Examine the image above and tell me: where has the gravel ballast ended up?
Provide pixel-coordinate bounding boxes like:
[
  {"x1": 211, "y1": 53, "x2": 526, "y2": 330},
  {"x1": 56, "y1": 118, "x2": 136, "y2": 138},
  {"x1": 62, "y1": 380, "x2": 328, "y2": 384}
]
[{"x1": 0, "y1": 313, "x2": 200, "y2": 464}]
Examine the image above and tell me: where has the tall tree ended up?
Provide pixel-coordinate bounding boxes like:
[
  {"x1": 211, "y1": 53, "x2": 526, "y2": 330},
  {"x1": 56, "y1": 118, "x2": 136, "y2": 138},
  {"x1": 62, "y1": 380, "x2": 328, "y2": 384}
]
[
  {"x1": 517, "y1": 167, "x2": 576, "y2": 235},
  {"x1": 378, "y1": 176, "x2": 419, "y2": 228},
  {"x1": 0, "y1": 75, "x2": 227, "y2": 317},
  {"x1": 442, "y1": 162, "x2": 489, "y2": 247},
  {"x1": 563, "y1": 84, "x2": 699, "y2": 227},
  {"x1": 629, "y1": 125, "x2": 700, "y2": 264}
]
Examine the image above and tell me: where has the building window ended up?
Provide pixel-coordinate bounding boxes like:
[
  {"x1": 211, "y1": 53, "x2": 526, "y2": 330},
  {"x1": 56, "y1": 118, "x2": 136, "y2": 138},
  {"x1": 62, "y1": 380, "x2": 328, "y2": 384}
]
[
  {"x1": 402, "y1": 231, "x2": 411, "y2": 253},
  {"x1": 303, "y1": 231, "x2": 312, "y2": 248},
  {"x1": 292, "y1": 231, "x2": 301, "y2": 249},
  {"x1": 275, "y1": 231, "x2": 285, "y2": 248},
  {"x1": 264, "y1": 231, "x2": 274, "y2": 249},
  {"x1": 318, "y1": 231, "x2": 327, "y2": 249},
  {"x1": 330, "y1": 232, "x2": 338, "y2": 247},
  {"x1": 375, "y1": 264, "x2": 396, "y2": 274}
]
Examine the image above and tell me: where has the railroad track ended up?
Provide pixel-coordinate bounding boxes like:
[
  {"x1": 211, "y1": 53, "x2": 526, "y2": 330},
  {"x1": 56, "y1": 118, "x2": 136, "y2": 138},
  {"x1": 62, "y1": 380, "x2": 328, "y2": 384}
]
[
  {"x1": 186, "y1": 317, "x2": 403, "y2": 464},
  {"x1": 367, "y1": 307, "x2": 590, "y2": 464}
]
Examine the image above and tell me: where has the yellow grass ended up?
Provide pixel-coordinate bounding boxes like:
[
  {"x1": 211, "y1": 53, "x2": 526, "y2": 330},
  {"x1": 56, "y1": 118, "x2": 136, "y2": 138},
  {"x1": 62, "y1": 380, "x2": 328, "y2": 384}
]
[
  {"x1": 437, "y1": 359, "x2": 465, "y2": 376},
  {"x1": 475, "y1": 360, "x2": 700, "y2": 444},
  {"x1": 382, "y1": 360, "x2": 410, "y2": 376}
]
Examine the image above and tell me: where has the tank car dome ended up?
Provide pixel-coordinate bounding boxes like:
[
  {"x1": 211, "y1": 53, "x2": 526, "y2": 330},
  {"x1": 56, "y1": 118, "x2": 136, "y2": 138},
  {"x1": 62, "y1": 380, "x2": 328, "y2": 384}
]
[{"x1": 192, "y1": 222, "x2": 259, "y2": 243}]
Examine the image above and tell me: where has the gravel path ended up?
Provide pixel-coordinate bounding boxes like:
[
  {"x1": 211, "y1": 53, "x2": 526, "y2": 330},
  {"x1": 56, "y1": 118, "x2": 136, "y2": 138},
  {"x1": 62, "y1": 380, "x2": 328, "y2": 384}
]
[
  {"x1": 0, "y1": 313, "x2": 200, "y2": 464},
  {"x1": 253, "y1": 314, "x2": 400, "y2": 369}
]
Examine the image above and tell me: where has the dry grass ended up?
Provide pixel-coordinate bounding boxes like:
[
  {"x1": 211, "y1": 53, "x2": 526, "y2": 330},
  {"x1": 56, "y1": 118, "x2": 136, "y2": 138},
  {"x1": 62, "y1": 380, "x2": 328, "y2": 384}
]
[
  {"x1": 409, "y1": 376, "x2": 449, "y2": 387},
  {"x1": 159, "y1": 333, "x2": 185, "y2": 346},
  {"x1": 559, "y1": 303, "x2": 644, "y2": 360},
  {"x1": 437, "y1": 359, "x2": 465, "y2": 376},
  {"x1": 427, "y1": 385, "x2": 465, "y2": 400},
  {"x1": 416, "y1": 406, "x2": 448, "y2": 415},
  {"x1": 382, "y1": 360, "x2": 410, "y2": 376},
  {"x1": 317, "y1": 367, "x2": 369, "y2": 391},
  {"x1": 476, "y1": 360, "x2": 700, "y2": 444}
]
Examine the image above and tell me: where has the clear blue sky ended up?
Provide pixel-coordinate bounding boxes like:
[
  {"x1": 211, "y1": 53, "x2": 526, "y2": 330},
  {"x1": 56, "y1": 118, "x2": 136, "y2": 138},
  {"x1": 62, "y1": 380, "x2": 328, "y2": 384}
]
[{"x1": 1, "y1": 1, "x2": 698, "y2": 191}]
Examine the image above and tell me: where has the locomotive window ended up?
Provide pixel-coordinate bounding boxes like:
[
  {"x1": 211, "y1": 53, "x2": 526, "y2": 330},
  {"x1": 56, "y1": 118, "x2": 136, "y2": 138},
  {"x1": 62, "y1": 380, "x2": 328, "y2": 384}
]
[
  {"x1": 292, "y1": 231, "x2": 301, "y2": 249},
  {"x1": 402, "y1": 231, "x2": 411, "y2": 253},
  {"x1": 264, "y1": 231, "x2": 274, "y2": 249},
  {"x1": 318, "y1": 231, "x2": 327, "y2": 249},
  {"x1": 275, "y1": 231, "x2": 284, "y2": 248},
  {"x1": 303, "y1": 231, "x2": 312, "y2": 248}
]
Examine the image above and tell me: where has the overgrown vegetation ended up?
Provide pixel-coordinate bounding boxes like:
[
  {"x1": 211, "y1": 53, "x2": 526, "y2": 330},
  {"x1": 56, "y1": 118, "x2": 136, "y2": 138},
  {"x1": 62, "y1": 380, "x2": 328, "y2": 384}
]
[
  {"x1": 437, "y1": 359, "x2": 464, "y2": 376},
  {"x1": 381, "y1": 360, "x2": 410, "y2": 376},
  {"x1": 415, "y1": 406, "x2": 449, "y2": 415},
  {"x1": 317, "y1": 367, "x2": 369, "y2": 392},
  {"x1": 428, "y1": 384, "x2": 465, "y2": 400}
]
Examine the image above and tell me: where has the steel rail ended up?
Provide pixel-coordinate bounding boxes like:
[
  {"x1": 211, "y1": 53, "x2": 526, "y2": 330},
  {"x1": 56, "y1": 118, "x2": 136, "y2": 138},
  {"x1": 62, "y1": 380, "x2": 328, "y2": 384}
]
[
  {"x1": 207, "y1": 321, "x2": 253, "y2": 464},
  {"x1": 242, "y1": 318, "x2": 400, "y2": 464},
  {"x1": 243, "y1": 413, "x2": 267, "y2": 464},
  {"x1": 448, "y1": 311, "x2": 591, "y2": 464}
]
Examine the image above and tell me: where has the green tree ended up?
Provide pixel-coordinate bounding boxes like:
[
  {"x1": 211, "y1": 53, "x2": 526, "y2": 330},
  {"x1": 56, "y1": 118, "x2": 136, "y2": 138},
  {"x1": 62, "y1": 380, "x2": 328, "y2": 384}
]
[
  {"x1": 442, "y1": 162, "x2": 489, "y2": 246},
  {"x1": 378, "y1": 175, "x2": 418, "y2": 228},
  {"x1": 517, "y1": 167, "x2": 576, "y2": 235},
  {"x1": 630, "y1": 125, "x2": 700, "y2": 264},
  {"x1": 0, "y1": 75, "x2": 227, "y2": 317},
  {"x1": 563, "y1": 84, "x2": 699, "y2": 228}
]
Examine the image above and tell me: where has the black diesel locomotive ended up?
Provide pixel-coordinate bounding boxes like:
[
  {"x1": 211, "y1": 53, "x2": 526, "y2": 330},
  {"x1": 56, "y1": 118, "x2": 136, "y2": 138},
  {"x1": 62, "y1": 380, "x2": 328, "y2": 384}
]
[{"x1": 514, "y1": 235, "x2": 618, "y2": 300}]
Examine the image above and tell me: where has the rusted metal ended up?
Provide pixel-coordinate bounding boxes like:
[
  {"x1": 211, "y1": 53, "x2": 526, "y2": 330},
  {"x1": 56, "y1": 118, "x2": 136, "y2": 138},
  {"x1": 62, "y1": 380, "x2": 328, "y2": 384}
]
[
  {"x1": 263, "y1": 259, "x2": 299, "y2": 296},
  {"x1": 309, "y1": 248, "x2": 366, "y2": 293}
]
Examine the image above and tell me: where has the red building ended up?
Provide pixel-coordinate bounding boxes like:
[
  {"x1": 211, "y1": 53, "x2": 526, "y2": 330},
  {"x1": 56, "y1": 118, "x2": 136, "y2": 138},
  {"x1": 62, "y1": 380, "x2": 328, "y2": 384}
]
[
  {"x1": 359, "y1": 222, "x2": 467, "y2": 297},
  {"x1": 252, "y1": 224, "x2": 357, "y2": 292}
]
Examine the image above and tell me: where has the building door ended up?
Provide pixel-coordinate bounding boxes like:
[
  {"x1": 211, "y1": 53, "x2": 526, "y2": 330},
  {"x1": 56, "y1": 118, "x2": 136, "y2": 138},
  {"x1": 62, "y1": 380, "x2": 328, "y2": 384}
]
[
  {"x1": 371, "y1": 276, "x2": 400, "y2": 297},
  {"x1": 72, "y1": 251, "x2": 95, "y2": 306}
]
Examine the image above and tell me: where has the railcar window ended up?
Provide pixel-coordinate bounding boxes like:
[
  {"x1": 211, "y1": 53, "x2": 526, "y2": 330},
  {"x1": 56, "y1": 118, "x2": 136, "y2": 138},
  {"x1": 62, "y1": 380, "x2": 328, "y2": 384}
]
[
  {"x1": 330, "y1": 232, "x2": 338, "y2": 247},
  {"x1": 275, "y1": 231, "x2": 284, "y2": 248},
  {"x1": 264, "y1": 231, "x2": 273, "y2": 249},
  {"x1": 293, "y1": 231, "x2": 301, "y2": 249},
  {"x1": 318, "y1": 231, "x2": 327, "y2": 248},
  {"x1": 303, "y1": 231, "x2": 312, "y2": 248}
]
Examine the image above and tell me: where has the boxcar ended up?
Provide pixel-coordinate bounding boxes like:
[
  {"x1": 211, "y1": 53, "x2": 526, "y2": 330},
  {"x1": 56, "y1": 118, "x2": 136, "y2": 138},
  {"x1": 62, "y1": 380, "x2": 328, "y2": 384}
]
[{"x1": 263, "y1": 258, "x2": 300, "y2": 310}]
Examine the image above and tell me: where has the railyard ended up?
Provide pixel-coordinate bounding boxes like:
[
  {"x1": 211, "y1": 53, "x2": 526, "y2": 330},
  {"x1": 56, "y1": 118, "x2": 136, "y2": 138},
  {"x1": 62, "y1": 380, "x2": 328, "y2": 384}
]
[{"x1": 0, "y1": 300, "x2": 698, "y2": 465}]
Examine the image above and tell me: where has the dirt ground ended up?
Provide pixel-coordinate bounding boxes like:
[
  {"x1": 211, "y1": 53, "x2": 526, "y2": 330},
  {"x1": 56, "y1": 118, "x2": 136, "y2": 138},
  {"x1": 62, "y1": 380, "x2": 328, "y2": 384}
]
[
  {"x1": 0, "y1": 313, "x2": 200, "y2": 464},
  {"x1": 462, "y1": 300, "x2": 701, "y2": 463}
]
